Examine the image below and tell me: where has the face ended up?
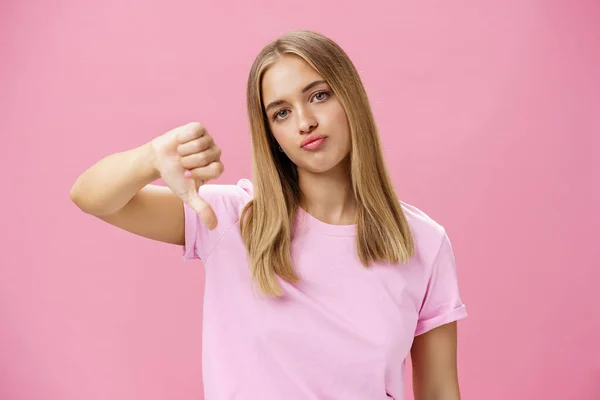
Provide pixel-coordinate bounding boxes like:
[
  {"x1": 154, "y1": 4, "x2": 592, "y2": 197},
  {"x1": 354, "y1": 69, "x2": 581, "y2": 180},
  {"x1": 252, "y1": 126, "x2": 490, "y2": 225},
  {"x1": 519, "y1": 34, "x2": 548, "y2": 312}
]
[{"x1": 261, "y1": 55, "x2": 351, "y2": 175}]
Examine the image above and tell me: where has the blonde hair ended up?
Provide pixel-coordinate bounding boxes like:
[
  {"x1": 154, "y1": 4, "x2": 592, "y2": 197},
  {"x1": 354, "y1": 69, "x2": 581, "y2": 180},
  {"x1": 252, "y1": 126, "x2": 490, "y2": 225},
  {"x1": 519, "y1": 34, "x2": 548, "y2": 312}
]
[{"x1": 240, "y1": 30, "x2": 415, "y2": 297}]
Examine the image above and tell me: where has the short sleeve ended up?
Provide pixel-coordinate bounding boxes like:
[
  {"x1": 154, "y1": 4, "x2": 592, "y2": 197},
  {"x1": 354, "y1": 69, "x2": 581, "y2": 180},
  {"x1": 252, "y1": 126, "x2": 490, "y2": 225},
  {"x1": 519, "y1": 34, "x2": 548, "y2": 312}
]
[
  {"x1": 182, "y1": 178, "x2": 253, "y2": 262},
  {"x1": 415, "y1": 230, "x2": 468, "y2": 336}
]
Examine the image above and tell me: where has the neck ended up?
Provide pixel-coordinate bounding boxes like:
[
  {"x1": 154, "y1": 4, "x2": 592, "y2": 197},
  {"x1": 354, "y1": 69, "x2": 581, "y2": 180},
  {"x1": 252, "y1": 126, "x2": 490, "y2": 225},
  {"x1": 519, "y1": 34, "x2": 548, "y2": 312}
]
[{"x1": 297, "y1": 159, "x2": 356, "y2": 225}]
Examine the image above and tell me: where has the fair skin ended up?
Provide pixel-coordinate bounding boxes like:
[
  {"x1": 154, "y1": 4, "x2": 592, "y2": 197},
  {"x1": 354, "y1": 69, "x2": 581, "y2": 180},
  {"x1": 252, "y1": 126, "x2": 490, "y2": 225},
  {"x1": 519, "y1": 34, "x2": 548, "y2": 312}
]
[
  {"x1": 261, "y1": 55, "x2": 355, "y2": 225},
  {"x1": 69, "y1": 55, "x2": 460, "y2": 400},
  {"x1": 262, "y1": 55, "x2": 461, "y2": 400}
]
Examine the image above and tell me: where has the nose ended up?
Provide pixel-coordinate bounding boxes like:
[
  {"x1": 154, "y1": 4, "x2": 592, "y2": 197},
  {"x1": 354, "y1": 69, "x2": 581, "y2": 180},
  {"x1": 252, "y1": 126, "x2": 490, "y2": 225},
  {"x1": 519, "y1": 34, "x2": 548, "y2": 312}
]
[{"x1": 297, "y1": 107, "x2": 318, "y2": 134}]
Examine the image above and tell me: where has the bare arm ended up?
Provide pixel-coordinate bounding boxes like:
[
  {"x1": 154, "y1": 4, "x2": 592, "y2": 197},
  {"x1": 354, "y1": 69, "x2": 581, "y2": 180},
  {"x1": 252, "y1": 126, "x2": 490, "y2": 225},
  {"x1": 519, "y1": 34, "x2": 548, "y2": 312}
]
[
  {"x1": 70, "y1": 142, "x2": 186, "y2": 245},
  {"x1": 70, "y1": 123, "x2": 223, "y2": 246},
  {"x1": 411, "y1": 322, "x2": 462, "y2": 400}
]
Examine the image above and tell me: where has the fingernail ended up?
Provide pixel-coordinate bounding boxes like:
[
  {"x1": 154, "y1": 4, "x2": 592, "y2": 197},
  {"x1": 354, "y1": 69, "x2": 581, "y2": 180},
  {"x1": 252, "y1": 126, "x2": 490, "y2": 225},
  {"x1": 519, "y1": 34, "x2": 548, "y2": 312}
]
[{"x1": 184, "y1": 170, "x2": 192, "y2": 178}]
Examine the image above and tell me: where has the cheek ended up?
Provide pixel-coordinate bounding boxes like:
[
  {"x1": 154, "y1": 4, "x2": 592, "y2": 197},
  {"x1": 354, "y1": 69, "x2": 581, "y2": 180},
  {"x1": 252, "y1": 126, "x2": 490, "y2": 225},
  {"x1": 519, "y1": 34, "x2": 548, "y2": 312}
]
[
  {"x1": 271, "y1": 124, "x2": 285, "y2": 142},
  {"x1": 332, "y1": 105, "x2": 350, "y2": 136},
  {"x1": 269, "y1": 124, "x2": 293, "y2": 147}
]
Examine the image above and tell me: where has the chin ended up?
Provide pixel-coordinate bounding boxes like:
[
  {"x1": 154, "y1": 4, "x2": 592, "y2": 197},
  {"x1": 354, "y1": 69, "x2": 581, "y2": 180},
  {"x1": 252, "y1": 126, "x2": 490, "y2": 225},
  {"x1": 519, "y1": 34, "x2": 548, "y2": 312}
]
[
  {"x1": 304, "y1": 165, "x2": 335, "y2": 174},
  {"x1": 298, "y1": 156, "x2": 348, "y2": 175}
]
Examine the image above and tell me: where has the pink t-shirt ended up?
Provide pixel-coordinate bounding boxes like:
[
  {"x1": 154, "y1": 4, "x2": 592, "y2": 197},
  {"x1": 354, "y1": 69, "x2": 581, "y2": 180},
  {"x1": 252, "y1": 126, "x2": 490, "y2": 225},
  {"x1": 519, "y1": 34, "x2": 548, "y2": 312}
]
[{"x1": 183, "y1": 179, "x2": 467, "y2": 400}]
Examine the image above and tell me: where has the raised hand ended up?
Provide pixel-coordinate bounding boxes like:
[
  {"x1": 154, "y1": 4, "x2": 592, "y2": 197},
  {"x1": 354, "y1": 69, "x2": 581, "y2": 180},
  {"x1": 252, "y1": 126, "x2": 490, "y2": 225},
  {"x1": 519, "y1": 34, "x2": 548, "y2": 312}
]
[{"x1": 151, "y1": 122, "x2": 224, "y2": 230}]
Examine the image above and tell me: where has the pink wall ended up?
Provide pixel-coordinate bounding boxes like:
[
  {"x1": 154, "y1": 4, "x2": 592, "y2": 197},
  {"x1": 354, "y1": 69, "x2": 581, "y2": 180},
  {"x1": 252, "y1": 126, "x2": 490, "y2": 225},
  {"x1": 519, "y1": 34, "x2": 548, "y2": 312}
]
[{"x1": 2, "y1": 1, "x2": 599, "y2": 399}]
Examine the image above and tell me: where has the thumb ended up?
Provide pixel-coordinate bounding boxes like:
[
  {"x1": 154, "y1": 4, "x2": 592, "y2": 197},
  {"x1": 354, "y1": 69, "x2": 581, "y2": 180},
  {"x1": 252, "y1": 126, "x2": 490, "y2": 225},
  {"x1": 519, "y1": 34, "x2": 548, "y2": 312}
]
[{"x1": 184, "y1": 190, "x2": 218, "y2": 230}]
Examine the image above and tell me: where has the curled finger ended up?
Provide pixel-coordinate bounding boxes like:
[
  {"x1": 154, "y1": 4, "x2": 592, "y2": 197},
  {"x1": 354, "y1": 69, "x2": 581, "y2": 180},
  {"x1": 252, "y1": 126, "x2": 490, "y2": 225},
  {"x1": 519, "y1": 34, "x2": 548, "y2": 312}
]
[{"x1": 187, "y1": 161, "x2": 224, "y2": 181}]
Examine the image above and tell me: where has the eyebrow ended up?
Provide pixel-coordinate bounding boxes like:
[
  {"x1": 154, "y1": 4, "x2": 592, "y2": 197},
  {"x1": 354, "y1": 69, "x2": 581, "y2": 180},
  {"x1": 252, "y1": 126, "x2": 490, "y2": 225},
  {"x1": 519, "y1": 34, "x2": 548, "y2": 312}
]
[{"x1": 264, "y1": 80, "x2": 328, "y2": 113}]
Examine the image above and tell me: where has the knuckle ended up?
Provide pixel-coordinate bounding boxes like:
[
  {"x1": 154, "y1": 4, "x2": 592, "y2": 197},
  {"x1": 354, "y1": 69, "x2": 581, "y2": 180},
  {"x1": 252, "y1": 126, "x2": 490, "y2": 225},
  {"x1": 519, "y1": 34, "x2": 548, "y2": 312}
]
[
  {"x1": 188, "y1": 122, "x2": 206, "y2": 138},
  {"x1": 196, "y1": 152, "x2": 207, "y2": 167},
  {"x1": 193, "y1": 140, "x2": 204, "y2": 153},
  {"x1": 188, "y1": 121, "x2": 203, "y2": 130},
  {"x1": 196, "y1": 124, "x2": 207, "y2": 136}
]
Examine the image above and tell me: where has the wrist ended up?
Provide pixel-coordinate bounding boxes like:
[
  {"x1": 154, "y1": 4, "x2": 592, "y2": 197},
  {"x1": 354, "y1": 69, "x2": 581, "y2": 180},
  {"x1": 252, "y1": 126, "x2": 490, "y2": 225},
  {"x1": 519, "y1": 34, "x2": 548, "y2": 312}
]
[{"x1": 136, "y1": 141, "x2": 161, "y2": 182}]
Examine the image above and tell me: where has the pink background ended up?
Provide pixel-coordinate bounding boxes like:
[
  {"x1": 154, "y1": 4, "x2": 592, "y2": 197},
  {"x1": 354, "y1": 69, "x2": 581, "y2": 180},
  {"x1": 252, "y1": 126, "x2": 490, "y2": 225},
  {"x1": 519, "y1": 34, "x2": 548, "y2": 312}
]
[{"x1": 1, "y1": 1, "x2": 599, "y2": 399}]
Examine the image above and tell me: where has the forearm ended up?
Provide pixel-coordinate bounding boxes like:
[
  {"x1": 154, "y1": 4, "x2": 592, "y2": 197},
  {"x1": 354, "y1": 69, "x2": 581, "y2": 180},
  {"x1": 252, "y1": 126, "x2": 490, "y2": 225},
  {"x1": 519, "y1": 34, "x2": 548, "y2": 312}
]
[{"x1": 70, "y1": 141, "x2": 160, "y2": 216}]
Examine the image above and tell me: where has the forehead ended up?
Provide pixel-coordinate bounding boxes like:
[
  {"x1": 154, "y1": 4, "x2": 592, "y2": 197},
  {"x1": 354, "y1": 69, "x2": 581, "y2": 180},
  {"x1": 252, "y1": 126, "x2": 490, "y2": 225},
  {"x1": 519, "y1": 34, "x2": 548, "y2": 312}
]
[{"x1": 261, "y1": 55, "x2": 324, "y2": 102}]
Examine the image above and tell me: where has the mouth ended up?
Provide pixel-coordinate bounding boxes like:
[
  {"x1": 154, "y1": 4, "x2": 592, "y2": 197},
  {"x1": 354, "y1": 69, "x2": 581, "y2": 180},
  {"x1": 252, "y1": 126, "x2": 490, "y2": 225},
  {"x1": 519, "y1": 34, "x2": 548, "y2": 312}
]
[{"x1": 301, "y1": 134, "x2": 327, "y2": 150}]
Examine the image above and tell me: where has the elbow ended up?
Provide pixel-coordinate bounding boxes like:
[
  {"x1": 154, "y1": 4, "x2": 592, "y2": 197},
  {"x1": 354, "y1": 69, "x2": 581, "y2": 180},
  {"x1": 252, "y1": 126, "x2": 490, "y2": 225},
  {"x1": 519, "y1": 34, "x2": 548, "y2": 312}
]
[
  {"x1": 69, "y1": 183, "x2": 85, "y2": 212},
  {"x1": 69, "y1": 181, "x2": 93, "y2": 215}
]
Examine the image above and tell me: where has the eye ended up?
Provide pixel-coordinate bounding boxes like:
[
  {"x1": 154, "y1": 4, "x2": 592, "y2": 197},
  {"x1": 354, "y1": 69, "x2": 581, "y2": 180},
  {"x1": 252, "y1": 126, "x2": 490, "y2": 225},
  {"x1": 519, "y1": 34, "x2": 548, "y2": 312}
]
[
  {"x1": 312, "y1": 91, "x2": 330, "y2": 102},
  {"x1": 274, "y1": 109, "x2": 289, "y2": 121}
]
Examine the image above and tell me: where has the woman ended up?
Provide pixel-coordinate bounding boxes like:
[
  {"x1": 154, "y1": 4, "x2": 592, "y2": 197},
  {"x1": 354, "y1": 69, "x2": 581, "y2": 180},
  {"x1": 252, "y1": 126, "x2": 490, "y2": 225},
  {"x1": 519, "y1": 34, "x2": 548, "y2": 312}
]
[{"x1": 71, "y1": 30, "x2": 467, "y2": 400}]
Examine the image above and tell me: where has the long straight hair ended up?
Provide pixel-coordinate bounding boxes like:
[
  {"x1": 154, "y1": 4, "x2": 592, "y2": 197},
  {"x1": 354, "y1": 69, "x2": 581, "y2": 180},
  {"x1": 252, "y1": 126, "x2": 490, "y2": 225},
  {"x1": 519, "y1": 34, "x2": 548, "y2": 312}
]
[{"x1": 240, "y1": 30, "x2": 415, "y2": 297}]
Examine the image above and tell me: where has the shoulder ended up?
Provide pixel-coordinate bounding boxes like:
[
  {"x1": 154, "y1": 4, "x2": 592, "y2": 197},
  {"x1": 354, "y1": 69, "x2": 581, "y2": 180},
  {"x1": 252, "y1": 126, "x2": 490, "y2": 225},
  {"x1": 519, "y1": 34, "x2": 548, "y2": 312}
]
[
  {"x1": 182, "y1": 179, "x2": 254, "y2": 260},
  {"x1": 400, "y1": 200, "x2": 449, "y2": 265},
  {"x1": 199, "y1": 177, "x2": 253, "y2": 199},
  {"x1": 185, "y1": 178, "x2": 253, "y2": 234},
  {"x1": 198, "y1": 178, "x2": 254, "y2": 218}
]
